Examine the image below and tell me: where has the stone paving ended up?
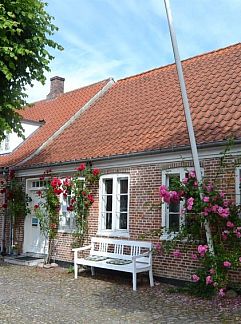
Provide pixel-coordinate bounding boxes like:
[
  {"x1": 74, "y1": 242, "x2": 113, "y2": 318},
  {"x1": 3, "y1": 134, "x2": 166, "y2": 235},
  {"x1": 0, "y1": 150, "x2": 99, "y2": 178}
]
[{"x1": 0, "y1": 262, "x2": 241, "y2": 323}]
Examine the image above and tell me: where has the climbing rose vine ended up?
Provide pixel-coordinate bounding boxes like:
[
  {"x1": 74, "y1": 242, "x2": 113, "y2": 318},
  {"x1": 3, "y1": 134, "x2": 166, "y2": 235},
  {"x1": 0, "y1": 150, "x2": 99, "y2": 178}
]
[
  {"x1": 34, "y1": 164, "x2": 100, "y2": 263},
  {"x1": 159, "y1": 170, "x2": 241, "y2": 297}
]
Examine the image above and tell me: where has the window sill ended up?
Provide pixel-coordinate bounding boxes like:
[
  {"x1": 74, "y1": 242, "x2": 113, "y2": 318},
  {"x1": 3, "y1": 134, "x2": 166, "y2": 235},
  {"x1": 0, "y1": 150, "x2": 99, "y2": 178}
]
[
  {"x1": 96, "y1": 230, "x2": 130, "y2": 238},
  {"x1": 160, "y1": 232, "x2": 179, "y2": 241},
  {"x1": 58, "y1": 229, "x2": 76, "y2": 234}
]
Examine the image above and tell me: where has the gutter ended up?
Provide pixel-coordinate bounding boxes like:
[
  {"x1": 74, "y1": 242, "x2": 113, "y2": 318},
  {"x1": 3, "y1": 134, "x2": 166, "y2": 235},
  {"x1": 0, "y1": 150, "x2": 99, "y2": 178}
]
[{"x1": 13, "y1": 138, "x2": 241, "y2": 171}]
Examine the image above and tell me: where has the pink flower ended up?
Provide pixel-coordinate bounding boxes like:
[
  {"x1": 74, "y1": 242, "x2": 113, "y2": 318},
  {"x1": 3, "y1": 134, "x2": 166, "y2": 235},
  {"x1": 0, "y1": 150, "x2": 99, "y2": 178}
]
[
  {"x1": 187, "y1": 197, "x2": 194, "y2": 211},
  {"x1": 191, "y1": 253, "x2": 198, "y2": 260},
  {"x1": 226, "y1": 221, "x2": 234, "y2": 228},
  {"x1": 34, "y1": 204, "x2": 39, "y2": 209},
  {"x1": 170, "y1": 191, "x2": 180, "y2": 203},
  {"x1": 192, "y1": 274, "x2": 200, "y2": 282},
  {"x1": 219, "y1": 288, "x2": 225, "y2": 297},
  {"x1": 173, "y1": 250, "x2": 181, "y2": 258},
  {"x1": 211, "y1": 204, "x2": 219, "y2": 212},
  {"x1": 155, "y1": 243, "x2": 161, "y2": 253},
  {"x1": 220, "y1": 191, "x2": 225, "y2": 198},
  {"x1": 197, "y1": 245, "x2": 208, "y2": 257},
  {"x1": 182, "y1": 177, "x2": 188, "y2": 184},
  {"x1": 217, "y1": 207, "x2": 230, "y2": 218},
  {"x1": 189, "y1": 170, "x2": 196, "y2": 178},
  {"x1": 209, "y1": 268, "x2": 216, "y2": 275},
  {"x1": 159, "y1": 185, "x2": 171, "y2": 204},
  {"x1": 223, "y1": 200, "x2": 229, "y2": 207},
  {"x1": 203, "y1": 196, "x2": 209, "y2": 203},
  {"x1": 234, "y1": 230, "x2": 241, "y2": 239},
  {"x1": 206, "y1": 275, "x2": 213, "y2": 285},
  {"x1": 203, "y1": 207, "x2": 210, "y2": 216},
  {"x1": 222, "y1": 230, "x2": 229, "y2": 241},
  {"x1": 223, "y1": 261, "x2": 232, "y2": 268},
  {"x1": 239, "y1": 257, "x2": 241, "y2": 263}
]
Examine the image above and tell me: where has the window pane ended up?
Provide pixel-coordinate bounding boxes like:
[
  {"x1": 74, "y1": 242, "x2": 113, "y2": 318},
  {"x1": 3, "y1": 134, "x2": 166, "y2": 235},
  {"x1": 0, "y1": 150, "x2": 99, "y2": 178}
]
[
  {"x1": 32, "y1": 217, "x2": 38, "y2": 226},
  {"x1": 169, "y1": 213, "x2": 179, "y2": 232},
  {"x1": 104, "y1": 179, "x2": 113, "y2": 194},
  {"x1": 106, "y1": 212, "x2": 112, "y2": 229},
  {"x1": 119, "y1": 213, "x2": 127, "y2": 229},
  {"x1": 120, "y1": 179, "x2": 128, "y2": 194},
  {"x1": 120, "y1": 195, "x2": 128, "y2": 212},
  {"x1": 169, "y1": 201, "x2": 179, "y2": 213},
  {"x1": 168, "y1": 174, "x2": 179, "y2": 190},
  {"x1": 105, "y1": 195, "x2": 112, "y2": 211}
]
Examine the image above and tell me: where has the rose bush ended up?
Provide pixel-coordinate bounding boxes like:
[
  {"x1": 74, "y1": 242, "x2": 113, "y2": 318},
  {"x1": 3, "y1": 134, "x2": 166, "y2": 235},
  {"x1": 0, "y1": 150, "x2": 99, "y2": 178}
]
[
  {"x1": 34, "y1": 164, "x2": 100, "y2": 263},
  {"x1": 159, "y1": 170, "x2": 241, "y2": 297}
]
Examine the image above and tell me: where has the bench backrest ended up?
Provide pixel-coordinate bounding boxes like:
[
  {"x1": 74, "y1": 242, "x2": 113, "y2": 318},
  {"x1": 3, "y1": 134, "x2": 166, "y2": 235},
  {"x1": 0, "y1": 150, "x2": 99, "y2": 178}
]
[{"x1": 90, "y1": 237, "x2": 152, "y2": 262}]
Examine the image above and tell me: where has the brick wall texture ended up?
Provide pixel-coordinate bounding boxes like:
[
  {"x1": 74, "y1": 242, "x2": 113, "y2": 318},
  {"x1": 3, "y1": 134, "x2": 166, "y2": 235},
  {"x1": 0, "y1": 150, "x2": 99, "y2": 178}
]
[{"x1": 1, "y1": 154, "x2": 241, "y2": 282}]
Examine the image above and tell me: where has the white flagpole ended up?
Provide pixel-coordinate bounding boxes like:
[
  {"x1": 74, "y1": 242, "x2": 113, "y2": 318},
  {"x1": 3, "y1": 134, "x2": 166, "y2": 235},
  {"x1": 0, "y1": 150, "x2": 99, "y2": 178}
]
[{"x1": 163, "y1": 0, "x2": 214, "y2": 253}]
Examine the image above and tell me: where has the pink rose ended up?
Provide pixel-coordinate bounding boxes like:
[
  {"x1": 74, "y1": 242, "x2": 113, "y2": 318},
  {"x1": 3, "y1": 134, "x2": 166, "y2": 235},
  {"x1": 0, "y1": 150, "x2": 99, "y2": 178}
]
[
  {"x1": 189, "y1": 170, "x2": 196, "y2": 178},
  {"x1": 203, "y1": 196, "x2": 209, "y2": 203},
  {"x1": 187, "y1": 197, "x2": 194, "y2": 211},
  {"x1": 206, "y1": 275, "x2": 213, "y2": 285},
  {"x1": 191, "y1": 253, "x2": 198, "y2": 260},
  {"x1": 239, "y1": 257, "x2": 241, "y2": 263},
  {"x1": 197, "y1": 245, "x2": 208, "y2": 257},
  {"x1": 192, "y1": 274, "x2": 200, "y2": 282},
  {"x1": 223, "y1": 261, "x2": 232, "y2": 268},
  {"x1": 173, "y1": 250, "x2": 181, "y2": 258},
  {"x1": 226, "y1": 221, "x2": 234, "y2": 228},
  {"x1": 182, "y1": 177, "x2": 188, "y2": 184},
  {"x1": 209, "y1": 268, "x2": 216, "y2": 275}
]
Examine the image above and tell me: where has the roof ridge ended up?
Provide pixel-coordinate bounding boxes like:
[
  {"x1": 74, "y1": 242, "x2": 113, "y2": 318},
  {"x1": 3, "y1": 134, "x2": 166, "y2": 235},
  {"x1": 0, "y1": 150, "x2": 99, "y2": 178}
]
[
  {"x1": 29, "y1": 78, "x2": 113, "y2": 105},
  {"x1": 118, "y1": 42, "x2": 241, "y2": 83}
]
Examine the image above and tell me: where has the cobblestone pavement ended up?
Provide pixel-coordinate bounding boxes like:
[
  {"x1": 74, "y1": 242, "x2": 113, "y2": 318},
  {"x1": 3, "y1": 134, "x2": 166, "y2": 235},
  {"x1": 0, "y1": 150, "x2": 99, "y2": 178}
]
[{"x1": 0, "y1": 263, "x2": 241, "y2": 324}]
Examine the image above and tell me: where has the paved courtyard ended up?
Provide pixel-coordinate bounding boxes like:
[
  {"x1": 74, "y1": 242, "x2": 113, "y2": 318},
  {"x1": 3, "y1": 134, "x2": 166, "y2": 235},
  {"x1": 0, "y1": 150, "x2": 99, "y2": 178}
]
[{"x1": 0, "y1": 263, "x2": 241, "y2": 323}]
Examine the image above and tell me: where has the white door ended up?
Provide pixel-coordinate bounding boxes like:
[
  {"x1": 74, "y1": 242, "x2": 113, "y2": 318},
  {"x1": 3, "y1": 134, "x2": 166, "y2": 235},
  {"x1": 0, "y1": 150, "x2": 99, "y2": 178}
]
[{"x1": 23, "y1": 179, "x2": 48, "y2": 255}]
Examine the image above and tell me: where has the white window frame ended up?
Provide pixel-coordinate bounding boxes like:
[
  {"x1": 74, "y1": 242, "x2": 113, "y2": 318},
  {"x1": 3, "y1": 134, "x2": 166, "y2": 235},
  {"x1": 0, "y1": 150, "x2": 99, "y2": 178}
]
[
  {"x1": 161, "y1": 168, "x2": 204, "y2": 240},
  {"x1": 98, "y1": 174, "x2": 130, "y2": 238},
  {"x1": 235, "y1": 167, "x2": 241, "y2": 205},
  {"x1": 161, "y1": 168, "x2": 185, "y2": 240},
  {"x1": 58, "y1": 177, "x2": 85, "y2": 233}
]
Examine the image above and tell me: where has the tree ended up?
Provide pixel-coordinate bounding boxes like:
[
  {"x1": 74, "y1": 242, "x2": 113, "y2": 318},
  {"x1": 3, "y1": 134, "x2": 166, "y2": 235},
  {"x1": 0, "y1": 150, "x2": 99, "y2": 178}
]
[{"x1": 0, "y1": 0, "x2": 63, "y2": 141}]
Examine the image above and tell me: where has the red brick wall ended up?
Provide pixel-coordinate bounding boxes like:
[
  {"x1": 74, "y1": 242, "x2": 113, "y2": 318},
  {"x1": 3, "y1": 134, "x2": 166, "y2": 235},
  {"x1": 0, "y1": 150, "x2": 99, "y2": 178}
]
[{"x1": 4, "y1": 154, "x2": 241, "y2": 282}]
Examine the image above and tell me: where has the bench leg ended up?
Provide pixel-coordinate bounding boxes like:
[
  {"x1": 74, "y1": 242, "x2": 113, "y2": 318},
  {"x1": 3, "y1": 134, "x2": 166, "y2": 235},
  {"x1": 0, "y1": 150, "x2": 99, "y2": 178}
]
[
  {"x1": 74, "y1": 263, "x2": 78, "y2": 279},
  {"x1": 132, "y1": 272, "x2": 137, "y2": 291},
  {"x1": 91, "y1": 266, "x2": 95, "y2": 276},
  {"x1": 149, "y1": 269, "x2": 154, "y2": 287}
]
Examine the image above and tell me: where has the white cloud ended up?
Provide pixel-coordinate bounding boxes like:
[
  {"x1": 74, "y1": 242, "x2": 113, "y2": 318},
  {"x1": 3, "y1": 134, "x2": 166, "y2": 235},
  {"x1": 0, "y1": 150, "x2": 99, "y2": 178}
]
[{"x1": 26, "y1": 0, "x2": 241, "y2": 102}]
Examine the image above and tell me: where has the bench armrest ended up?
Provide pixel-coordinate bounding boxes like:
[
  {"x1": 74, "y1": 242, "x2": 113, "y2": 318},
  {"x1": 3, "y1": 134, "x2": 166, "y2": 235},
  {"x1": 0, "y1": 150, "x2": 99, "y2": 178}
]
[
  {"x1": 132, "y1": 250, "x2": 151, "y2": 261},
  {"x1": 72, "y1": 244, "x2": 92, "y2": 252}
]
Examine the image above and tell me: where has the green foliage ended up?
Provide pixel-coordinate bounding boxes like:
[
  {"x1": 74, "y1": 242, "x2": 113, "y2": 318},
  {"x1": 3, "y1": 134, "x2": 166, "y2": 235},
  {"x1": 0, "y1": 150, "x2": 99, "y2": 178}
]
[
  {"x1": 34, "y1": 164, "x2": 100, "y2": 263},
  {"x1": 71, "y1": 165, "x2": 100, "y2": 247},
  {"x1": 0, "y1": 0, "x2": 63, "y2": 141},
  {"x1": 67, "y1": 265, "x2": 74, "y2": 274}
]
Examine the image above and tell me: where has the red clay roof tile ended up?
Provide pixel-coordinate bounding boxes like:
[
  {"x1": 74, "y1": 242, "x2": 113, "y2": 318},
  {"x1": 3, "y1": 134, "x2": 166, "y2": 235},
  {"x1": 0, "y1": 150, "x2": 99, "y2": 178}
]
[
  {"x1": 4, "y1": 43, "x2": 241, "y2": 168},
  {"x1": 22, "y1": 44, "x2": 241, "y2": 167},
  {"x1": 0, "y1": 79, "x2": 111, "y2": 167}
]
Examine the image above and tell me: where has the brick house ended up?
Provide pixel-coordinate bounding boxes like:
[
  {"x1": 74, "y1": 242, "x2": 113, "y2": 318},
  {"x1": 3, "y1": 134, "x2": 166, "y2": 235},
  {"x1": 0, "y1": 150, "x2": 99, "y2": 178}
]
[{"x1": 1, "y1": 43, "x2": 241, "y2": 282}]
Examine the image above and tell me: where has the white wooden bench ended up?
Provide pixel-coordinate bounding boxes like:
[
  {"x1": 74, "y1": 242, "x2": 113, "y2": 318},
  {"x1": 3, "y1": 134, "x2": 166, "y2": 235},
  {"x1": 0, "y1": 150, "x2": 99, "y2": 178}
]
[{"x1": 72, "y1": 237, "x2": 154, "y2": 291}]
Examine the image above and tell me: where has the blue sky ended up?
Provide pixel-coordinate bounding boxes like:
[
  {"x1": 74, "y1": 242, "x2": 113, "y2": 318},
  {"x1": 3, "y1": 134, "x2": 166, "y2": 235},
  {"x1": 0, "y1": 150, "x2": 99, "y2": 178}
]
[{"x1": 27, "y1": 0, "x2": 241, "y2": 102}]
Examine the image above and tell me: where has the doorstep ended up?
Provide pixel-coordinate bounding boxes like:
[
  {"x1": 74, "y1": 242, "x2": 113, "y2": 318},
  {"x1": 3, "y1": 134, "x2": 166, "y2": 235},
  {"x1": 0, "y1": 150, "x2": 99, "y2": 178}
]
[{"x1": 4, "y1": 253, "x2": 46, "y2": 267}]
